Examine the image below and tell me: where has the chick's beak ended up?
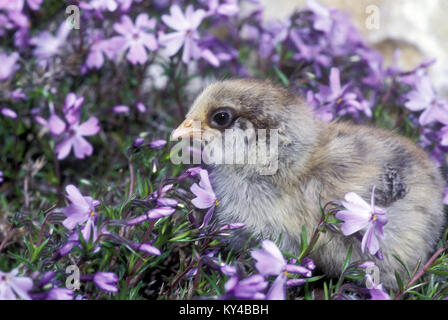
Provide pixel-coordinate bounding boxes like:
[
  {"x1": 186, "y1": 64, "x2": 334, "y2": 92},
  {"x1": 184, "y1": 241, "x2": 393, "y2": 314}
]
[{"x1": 171, "y1": 118, "x2": 203, "y2": 140}]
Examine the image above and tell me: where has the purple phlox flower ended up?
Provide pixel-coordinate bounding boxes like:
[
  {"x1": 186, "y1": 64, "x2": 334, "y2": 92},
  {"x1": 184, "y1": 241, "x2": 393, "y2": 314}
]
[
  {"x1": 136, "y1": 101, "x2": 146, "y2": 113},
  {"x1": 338, "y1": 89, "x2": 375, "y2": 120},
  {"x1": 34, "y1": 113, "x2": 66, "y2": 136},
  {"x1": 301, "y1": 257, "x2": 316, "y2": 271},
  {"x1": 0, "y1": 0, "x2": 23, "y2": 11},
  {"x1": 10, "y1": 88, "x2": 27, "y2": 100},
  {"x1": 220, "y1": 265, "x2": 237, "y2": 276},
  {"x1": 258, "y1": 19, "x2": 290, "y2": 59},
  {"x1": 307, "y1": 90, "x2": 333, "y2": 122},
  {"x1": 26, "y1": 0, "x2": 42, "y2": 10},
  {"x1": 264, "y1": 273, "x2": 288, "y2": 300},
  {"x1": 58, "y1": 217, "x2": 108, "y2": 258},
  {"x1": 1, "y1": 107, "x2": 18, "y2": 119},
  {"x1": 33, "y1": 271, "x2": 74, "y2": 300},
  {"x1": 80, "y1": 0, "x2": 118, "y2": 12},
  {"x1": 199, "y1": 250, "x2": 236, "y2": 274},
  {"x1": 0, "y1": 14, "x2": 11, "y2": 37},
  {"x1": 190, "y1": 169, "x2": 216, "y2": 209},
  {"x1": 437, "y1": 121, "x2": 448, "y2": 147},
  {"x1": 0, "y1": 171, "x2": 3, "y2": 183},
  {"x1": 290, "y1": 29, "x2": 329, "y2": 67},
  {"x1": 444, "y1": 187, "x2": 448, "y2": 205},
  {"x1": 30, "y1": 20, "x2": 71, "y2": 60},
  {"x1": 335, "y1": 186, "x2": 388, "y2": 255},
  {"x1": 0, "y1": 4, "x2": 30, "y2": 37},
  {"x1": 156, "y1": 197, "x2": 178, "y2": 207},
  {"x1": 127, "y1": 206, "x2": 176, "y2": 226},
  {"x1": 85, "y1": 31, "x2": 120, "y2": 69},
  {"x1": 184, "y1": 267, "x2": 198, "y2": 278},
  {"x1": 320, "y1": 68, "x2": 359, "y2": 106},
  {"x1": 196, "y1": 35, "x2": 236, "y2": 67},
  {"x1": 355, "y1": 97, "x2": 374, "y2": 118},
  {"x1": 0, "y1": 268, "x2": 33, "y2": 300},
  {"x1": 328, "y1": 10, "x2": 364, "y2": 55},
  {"x1": 112, "y1": 105, "x2": 130, "y2": 114},
  {"x1": 239, "y1": 24, "x2": 260, "y2": 42},
  {"x1": 46, "y1": 288, "x2": 74, "y2": 300},
  {"x1": 147, "y1": 183, "x2": 174, "y2": 200},
  {"x1": 149, "y1": 139, "x2": 167, "y2": 149},
  {"x1": 200, "y1": 253, "x2": 235, "y2": 274},
  {"x1": 55, "y1": 111, "x2": 100, "y2": 160},
  {"x1": 0, "y1": 51, "x2": 19, "y2": 81},
  {"x1": 206, "y1": 0, "x2": 239, "y2": 17},
  {"x1": 63, "y1": 93, "x2": 84, "y2": 125},
  {"x1": 185, "y1": 167, "x2": 202, "y2": 177},
  {"x1": 306, "y1": 0, "x2": 332, "y2": 33},
  {"x1": 130, "y1": 242, "x2": 161, "y2": 256},
  {"x1": 14, "y1": 25, "x2": 30, "y2": 50},
  {"x1": 36, "y1": 271, "x2": 55, "y2": 288},
  {"x1": 365, "y1": 275, "x2": 390, "y2": 300},
  {"x1": 7, "y1": 9, "x2": 29, "y2": 29},
  {"x1": 133, "y1": 137, "x2": 145, "y2": 147},
  {"x1": 251, "y1": 243, "x2": 310, "y2": 300},
  {"x1": 427, "y1": 144, "x2": 446, "y2": 168},
  {"x1": 93, "y1": 272, "x2": 119, "y2": 293},
  {"x1": 56, "y1": 241, "x2": 77, "y2": 257},
  {"x1": 65, "y1": 220, "x2": 109, "y2": 255},
  {"x1": 116, "y1": 0, "x2": 140, "y2": 12},
  {"x1": 224, "y1": 275, "x2": 268, "y2": 300},
  {"x1": 0, "y1": 0, "x2": 42, "y2": 11},
  {"x1": 111, "y1": 13, "x2": 158, "y2": 65},
  {"x1": 218, "y1": 222, "x2": 246, "y2": 232},
  {"x1": 62, "y1": 184, "x2": 101, "y2": 231},
  {"x1": 190, "y1": 169, "x2": 217, "y2": 228},
  {"x1": 251, "y1": 240, "x2": 312, "y2": 299},
  {"x1": 404, "y1": 75, "x2": 448, "y2": 126},
  {"x1": 356, "y1": 47, "x2": 384, "y2": 88},
  {"x1": 159, "y1": 4, "x2": 206, "y2": 64},
  {"x1": 358, "y1": 260, "x2": 376, "y2": 269},
  {"x1": 316, "y1": 68, "x2": 364, "y2": 118},
  {"x1": 177, "y1": 166, "x2": 202, "y2": 180}
]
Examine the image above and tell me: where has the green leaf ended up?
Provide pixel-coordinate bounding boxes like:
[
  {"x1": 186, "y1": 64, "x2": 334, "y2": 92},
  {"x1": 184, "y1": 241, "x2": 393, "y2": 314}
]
[
  {"x1": 300, "y1": 225, "x2": 308, "y2": 254},
  {"x1": 342, "y1": 245, "x2": 352, "y2": 272},
  {"x1": 395, "y1": 270, "x2": 404, "y2": 291},
  {"x1": 323, "y1": 282, "x2": 329, "y2": 300},
  {"x1": 202, "y1": 272, "x2": 222, "y2": 296},
  {"x1": 392, "y1": 254, "x2": 411, "y2": 278},
  {"x1": 335, "y1": 245, "x2": 352, "y2": 290},
  {"x1": 305, "y1": 275, "x2": 326, "y2": 283},
  {"x1": 169, "y1": 231, "x2": 191, "y2": 242},
  {"x1": 273, "y1": 67, "x2": 289, "y2": 87},
  {"x1": 30, "y1": 238, "x2": 50, "y2": 263}
]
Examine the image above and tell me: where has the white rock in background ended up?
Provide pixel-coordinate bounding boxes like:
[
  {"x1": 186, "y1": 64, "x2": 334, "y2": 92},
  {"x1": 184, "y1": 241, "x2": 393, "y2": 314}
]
[{"x1": 259, "y1": 0, "x2": 448, "y2": 98}]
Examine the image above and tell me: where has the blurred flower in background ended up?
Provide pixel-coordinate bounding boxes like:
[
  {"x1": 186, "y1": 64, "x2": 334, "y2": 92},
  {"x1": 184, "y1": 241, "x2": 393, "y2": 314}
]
[{"x1": 0, "y1": 0, "x2": 447, "y2": 301}]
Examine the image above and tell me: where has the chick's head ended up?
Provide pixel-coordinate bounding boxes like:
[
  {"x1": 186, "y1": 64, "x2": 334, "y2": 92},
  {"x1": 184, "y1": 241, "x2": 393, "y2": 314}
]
[{"x1": 172, "y1": 79, "x2": 319, "y2": 174}]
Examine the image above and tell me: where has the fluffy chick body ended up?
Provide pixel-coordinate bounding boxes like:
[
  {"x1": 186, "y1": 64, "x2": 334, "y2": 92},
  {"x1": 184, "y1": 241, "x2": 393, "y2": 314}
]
[{"x1": 175, "y1": 79, "x2": 446, "y2": 290}]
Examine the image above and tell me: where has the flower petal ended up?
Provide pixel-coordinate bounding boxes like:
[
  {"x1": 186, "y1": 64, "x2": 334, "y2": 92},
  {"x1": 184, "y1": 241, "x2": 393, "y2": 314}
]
[
  {"x1": 55, "y1": 137, "x2": 74, "y2": 160},
  {"x1": 361, "y1": 223, "x2": 380, "y2": 255},
  {"x1": 73, "y1": 135, "x2": 94, "y2": 159},
  {"x1": 265, "y1": 274, "x2": 286, "y2": 300}
]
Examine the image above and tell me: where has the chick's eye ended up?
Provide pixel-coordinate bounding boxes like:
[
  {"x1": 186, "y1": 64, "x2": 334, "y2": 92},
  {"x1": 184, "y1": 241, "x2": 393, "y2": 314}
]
[{"x1": 211, "y1": 108, "x2": 234, "y2": 128}]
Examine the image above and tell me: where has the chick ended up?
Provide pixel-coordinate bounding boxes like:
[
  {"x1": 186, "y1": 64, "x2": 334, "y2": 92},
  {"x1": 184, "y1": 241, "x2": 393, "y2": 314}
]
[{"x1": 171, "y1": 79, "x2": 446, "y2": 290}]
